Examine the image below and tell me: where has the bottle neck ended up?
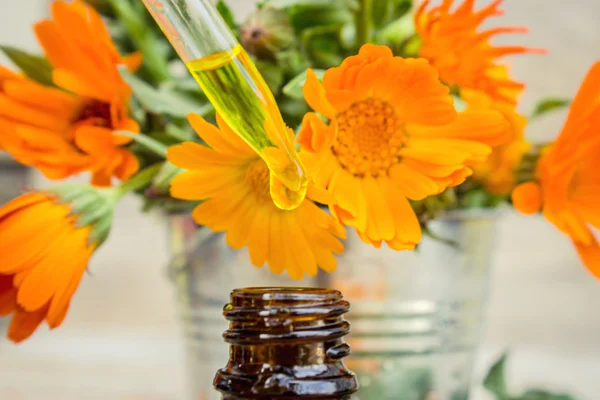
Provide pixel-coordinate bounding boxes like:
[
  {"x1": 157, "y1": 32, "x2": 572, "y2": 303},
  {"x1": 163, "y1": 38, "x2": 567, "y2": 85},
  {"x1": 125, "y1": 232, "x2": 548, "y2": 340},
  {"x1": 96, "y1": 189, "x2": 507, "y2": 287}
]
[
  {"x1": 214, "y1": 287, "x2": 359, "y2": 399},
  {"x1": 222, "y1": 396, "x2": 354, "y2": 400}
]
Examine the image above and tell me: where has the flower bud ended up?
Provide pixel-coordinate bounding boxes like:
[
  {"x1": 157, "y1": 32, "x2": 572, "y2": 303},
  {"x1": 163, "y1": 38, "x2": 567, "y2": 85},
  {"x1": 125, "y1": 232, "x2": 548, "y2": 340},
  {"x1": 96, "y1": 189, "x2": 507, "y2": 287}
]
[
  {"x1": 49, "y1": 183, "x2": 118, "y2": 246},
  {"x1": 241, "y1": 6, "x2": 294, "y2": 61}
]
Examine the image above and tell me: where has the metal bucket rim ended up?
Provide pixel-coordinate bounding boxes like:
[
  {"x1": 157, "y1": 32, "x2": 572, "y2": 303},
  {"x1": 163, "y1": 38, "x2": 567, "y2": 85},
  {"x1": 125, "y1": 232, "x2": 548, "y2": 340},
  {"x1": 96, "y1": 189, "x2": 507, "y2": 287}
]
[{"x1": 166, "y1": 207, "x2": 504, "y2": 279}]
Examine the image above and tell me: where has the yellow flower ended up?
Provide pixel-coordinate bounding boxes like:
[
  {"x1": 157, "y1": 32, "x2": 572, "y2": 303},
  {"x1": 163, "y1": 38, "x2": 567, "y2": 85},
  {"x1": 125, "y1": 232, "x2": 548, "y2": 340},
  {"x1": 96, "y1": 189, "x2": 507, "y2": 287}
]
[
  {"x1": 415, "y1": 0, "x2": 545, "y2": 103},
  {"x1": 298, "y1": 44, "x2": 510, "y2": 250},
  {"x1": 167, "y1": 113, "x2": 345, "y2": 280},
  {"x1": 512, "y1": 61, "x2": 600, "y2": 278},
  {"x1": 464, "y1": 88, "x2": 530, "y2": 195}
]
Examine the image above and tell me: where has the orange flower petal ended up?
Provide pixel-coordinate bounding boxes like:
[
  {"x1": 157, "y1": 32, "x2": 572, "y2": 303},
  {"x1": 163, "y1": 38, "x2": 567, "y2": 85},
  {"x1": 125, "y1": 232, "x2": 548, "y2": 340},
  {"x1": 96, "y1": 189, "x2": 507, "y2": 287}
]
[
  {"x1": 402, "y1": 158, "x2": 464, "y2": 179},
  {"x1": 382, "y1": 179, "x2": 421, "y2": 249},
  {"x1": 554, "y1": 62, "x2": 600, "y2": 158},
  {"x1": 3, "y1": 79, "x2": 81, "y2": 117},
  {"x1": 0, "y1": 215, "x2": 72, "y2": 275},
  {"x1": 53, "y1": 68, "x2": 113, "y2": 102},
  {"x1": 225, "y1": 198, "x2": 256, "y2": 250},
  {"x1": 400, "y1": 140, "x2": 481, "y2": 166},
  {"x1": 91, "y1": 170, "x2": 112, "y2": 187},
  {"x1": 573, "y1": 236, "x2": 600, "y2": 279},
  {"x1": 407, "y1": 138, "x2": 492, "y2": 165},
  {"x1": 303, "y1": 68, "x2": 337, "y2": 119},
  {"x1": 328, "y1": 168, "x2": 368, "y2": 232},
  {"x1": 298, "y1": 112, "x2": 337, "y2": 153},
  {"x1": 359, "y1": 43, "x2": 394, "y2": 60},
  {"x1": 306, "y1": 184, "x2": 335, "y2": 206},
  {"x1": 0, "y1": 275, "x2": 17, "y2": 316},
  {"x1": 122, "y1": 51, "x2": 144, "y2": 72},
  {"x1": 266, "y1": 213, "x2": 285, "y2": 275},
  {"x1": 0, "y1": 192, "x2": 49, "y2": 221},
  {"x1": 568, "y1": 61, "x2": 600, "y2": 118},
  {"x1": 215, "y1": 113, "x2": 257, "y2": 155},
  {"x1": 389, "y1": 163, "x2": 441, "y2": 200},
  {"x1": 113, "y1": 150, "x2": 139, "y2": 181},
  {"x1": 74, "y1": 126, "x2": 115, "y2": 154},
  {"x1": 247, "y1": 207, "x2": 270, "y2": 268},
  {"x1": 512, "y1": 181, "x2": 543, "y2": 215},
  {"x1": 385, "y1": 58, "x2": 456, "y2": 126},
  {"x1": 46, "y1": 234, "x2": 93, "y2": 327},
  {"x1": 0, "y1": 94, "x2": 69, "y2": 132},
  {"x1": 16, "y1": 230, "x2": 83, "y2": 311},
  {"x1": 168, "y1": 142, "x2": 242, "y2": 170},
  {"x1": 171, "y1": 169, "x2": 240, "y2": 200},
  {"x1": 286, "y1": 212, "x2": 318, "y2": 278},
  {"x1": 188, "y1": 113, "x2": 244, "y2": 155},
  {"x1": 407, "y1": 109, "x2": 511, "y2": 147},
  {"x1": 361, "y1": 177, "x2": 395, "y2": 242},
  {"x1": 8, "y1": 305, "x2": 48, "y2": 343},
  {"x1": 300, "y1": 205, "x2": 345, "y2": 254},
  {"x1": 415, "y1": 0, "x2": 543, "y2": 103}
]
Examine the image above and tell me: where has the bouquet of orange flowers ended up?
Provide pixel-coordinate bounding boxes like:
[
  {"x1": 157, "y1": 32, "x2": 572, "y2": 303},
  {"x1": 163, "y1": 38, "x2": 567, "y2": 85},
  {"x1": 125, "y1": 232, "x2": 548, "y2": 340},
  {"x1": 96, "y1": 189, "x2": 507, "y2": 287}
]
[{"x1": 0, "y1": 0, "x2": 598, "y2": 343}]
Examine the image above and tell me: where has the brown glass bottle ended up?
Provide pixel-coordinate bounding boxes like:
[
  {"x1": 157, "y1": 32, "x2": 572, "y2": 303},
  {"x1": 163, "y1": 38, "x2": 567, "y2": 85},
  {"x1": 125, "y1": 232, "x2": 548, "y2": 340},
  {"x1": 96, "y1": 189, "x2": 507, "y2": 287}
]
[{"x1": 214, "y1": 287, "x2": 359, "y2": 399}]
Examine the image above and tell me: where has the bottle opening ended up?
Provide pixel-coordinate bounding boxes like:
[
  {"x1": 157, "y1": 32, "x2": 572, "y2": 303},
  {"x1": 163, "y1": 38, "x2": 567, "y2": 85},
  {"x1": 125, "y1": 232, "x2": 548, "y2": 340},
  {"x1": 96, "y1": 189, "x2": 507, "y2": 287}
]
[{"x1": 230, "y1": 286, "x2": 342, "y2": 307}]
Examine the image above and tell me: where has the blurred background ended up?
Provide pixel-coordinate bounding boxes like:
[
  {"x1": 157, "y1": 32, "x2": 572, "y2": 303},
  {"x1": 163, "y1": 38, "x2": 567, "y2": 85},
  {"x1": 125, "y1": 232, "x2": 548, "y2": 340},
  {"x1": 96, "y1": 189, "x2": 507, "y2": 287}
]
[{"x1": 0, "y1": 1, "x2": 599, "y2": 399}]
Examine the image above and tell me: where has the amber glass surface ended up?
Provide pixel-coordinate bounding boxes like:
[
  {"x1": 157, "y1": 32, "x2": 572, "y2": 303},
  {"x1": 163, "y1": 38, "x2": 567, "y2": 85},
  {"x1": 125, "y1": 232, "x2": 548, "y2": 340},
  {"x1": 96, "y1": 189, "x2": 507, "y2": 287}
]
[{"x1": 214, "y1": 287, "x2": 359, "y2": 399}]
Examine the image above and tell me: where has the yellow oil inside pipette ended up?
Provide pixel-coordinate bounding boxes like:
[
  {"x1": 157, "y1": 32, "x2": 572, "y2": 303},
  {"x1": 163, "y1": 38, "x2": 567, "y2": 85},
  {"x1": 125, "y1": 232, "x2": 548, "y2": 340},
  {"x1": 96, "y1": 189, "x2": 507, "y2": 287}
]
[{"x1": 186, "y1": 45, "x2": 308, "y2": 210}]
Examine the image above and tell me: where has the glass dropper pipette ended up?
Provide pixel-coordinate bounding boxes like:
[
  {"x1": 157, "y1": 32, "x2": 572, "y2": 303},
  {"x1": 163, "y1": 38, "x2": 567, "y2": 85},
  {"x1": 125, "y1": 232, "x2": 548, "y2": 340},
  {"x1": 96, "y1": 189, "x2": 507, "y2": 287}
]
[{"x1": 142, "y1": 0, "x2": 308, "y2": 210}]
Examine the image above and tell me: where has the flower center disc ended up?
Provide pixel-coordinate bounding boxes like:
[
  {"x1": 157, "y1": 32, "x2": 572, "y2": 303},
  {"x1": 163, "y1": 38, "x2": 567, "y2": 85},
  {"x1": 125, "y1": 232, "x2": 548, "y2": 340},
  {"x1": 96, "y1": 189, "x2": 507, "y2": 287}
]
[
  {"x1": 77, "y1": 100, "x2": 113, "y2": 127},
  {"x1": 245, "y1": 159, "x2": 272, "y2": 202},
  {"x1": 332, "y1": 99, "x2": 405, "y2": 177}
]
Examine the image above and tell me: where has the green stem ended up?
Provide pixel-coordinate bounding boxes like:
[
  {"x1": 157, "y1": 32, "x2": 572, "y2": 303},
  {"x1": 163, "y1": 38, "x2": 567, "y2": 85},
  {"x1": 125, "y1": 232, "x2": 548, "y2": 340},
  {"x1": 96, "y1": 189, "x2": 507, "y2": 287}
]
[
  {"x1": 356, "y1": 0, "x2": 373, "y2": 46},
  {"x1": 423, "y1": 226, "x2": 460, "y2": 248},
  {"x1": 116, "y1": 131, "x2": 168, "y2": 158},
  {"x1": 116, "y1": 163, "x2": 163, "y2": 198}
]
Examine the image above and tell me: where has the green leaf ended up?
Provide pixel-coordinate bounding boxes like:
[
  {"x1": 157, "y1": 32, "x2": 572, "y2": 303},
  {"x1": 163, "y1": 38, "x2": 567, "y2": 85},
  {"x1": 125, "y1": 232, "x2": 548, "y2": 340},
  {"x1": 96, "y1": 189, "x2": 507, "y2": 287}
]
[
  {"x1": 376, "y1": 12, "x2": 416, "y2": 45},
  {"x1": 268, "y1": 0, "x2": 358, "y2": 8},
  {"x1": 530, "y1": 98, "x2": 571, "y2": 120},
  {"x1": 278, "y1": 97, "x2": 310, "y2": 126},
  {"x1": 216, "y1": 0, "x2": 237, "y2": 31},
  {"x1": 83, "y1": 0, "x2": 114, "y2": 16},
  {"x1": 459, "y1": 187, "x2": 490, "y2": 209},
  {"x1": 513, "y1": 389, "x2": 577, "y2": 400},
  {"x1": 0, "y1": 46, "x2": 54, "y2": 87},
  {"x1": 301, "y1": 25, "x2": 345, "y2": 67},
  {"x1": 288, "y1": 3, "x2": 355, "y2": 30},
  {"x1": 165, "y1": 123, "x2": 195, "y2": 142},
  {"x1": 256, "y1": 61, "x2": 284, "y2": 95},
  {"x1": 372, "y1": 0, "x2": 412, "y2": 30},
  {"x1": 276, "y1": 49, "x2": 310, "y2": 76},
  {"x1": 282, "y1": 69, "x2": 325, "y2": 99},
  {"x1": 108, "y1": 0, "x2": 171, "y2": 83},
  {"x1": 120, "y1": 69, "x2": 213, "y2": 117},
  {"x1": 484, "y1": 352, "x2": 509, "y2": 399},
  {"x1": 159, "y1": 78, "x2": 208, "y2": 104},
  {"x1": 372, "y1": 0, "x2": 392, "y2": 29}
]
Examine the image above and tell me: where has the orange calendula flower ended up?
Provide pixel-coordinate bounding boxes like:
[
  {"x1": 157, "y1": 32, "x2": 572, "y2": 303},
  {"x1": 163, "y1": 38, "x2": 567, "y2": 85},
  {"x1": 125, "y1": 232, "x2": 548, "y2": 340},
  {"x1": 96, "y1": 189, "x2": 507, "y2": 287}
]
[
  {"x1": 464, "y1": 86, "x2": 530, "y2": 195},
  {"x1": 0, "y1": 0, "x2": 141, "y2": 186},
  {"x1": 415, "y1": 0, "x2": 545, "y2": 103},
  {"x1": 298, "y1": 44, "x2": 510, "y2": 250},
  {"x1": 168, "y1": 113, "x2": 346, "y2": 280},
  {"x1": 512, "y1": 61, "x2": 600, "y2": 278},
  {"x1": 0, "y1": 185, "x2": 115, "y2": 342}
]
